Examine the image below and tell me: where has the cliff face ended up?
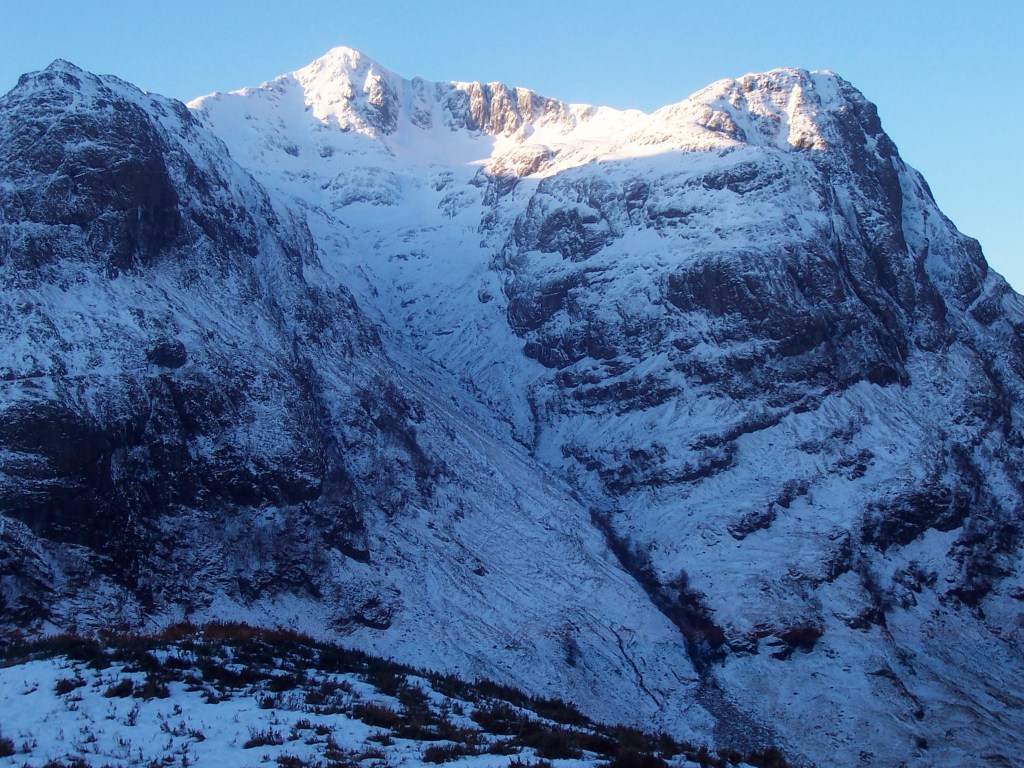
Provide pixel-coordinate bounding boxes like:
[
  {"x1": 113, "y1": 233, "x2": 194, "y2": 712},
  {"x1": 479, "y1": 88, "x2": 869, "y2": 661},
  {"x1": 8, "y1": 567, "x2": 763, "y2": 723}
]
[
  {"x1": 0, "y1": 59, "x2": 396, "y2": 620},
  {"x1": 483, "y1": 71, "x2": 1024, "y2": 766},
  {"x1": 2, "y1": 50, "x2": 1023, "y2": 767},
  {"x1": 0, "y1": 58, "x2": 713, "y2": 742}
]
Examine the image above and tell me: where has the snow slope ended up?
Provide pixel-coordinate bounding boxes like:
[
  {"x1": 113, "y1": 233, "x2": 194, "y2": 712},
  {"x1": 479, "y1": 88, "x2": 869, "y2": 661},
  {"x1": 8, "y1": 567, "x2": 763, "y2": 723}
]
[
  {"x1": 0, "y1": 60, "x2": 709, "y2": 741},
  {"x1": 191, "y1": 48, "x2": 1024, "y2": 767},
  {"x1": 0, "y1": 628, "x2": 738, "y2": 768}
]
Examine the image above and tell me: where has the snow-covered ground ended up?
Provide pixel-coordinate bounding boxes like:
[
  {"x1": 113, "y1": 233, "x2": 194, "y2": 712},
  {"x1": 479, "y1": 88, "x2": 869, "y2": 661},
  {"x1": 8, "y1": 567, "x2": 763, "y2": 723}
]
[{"x1": 0, "y1": 629, "x2": 746, "y2": 768}]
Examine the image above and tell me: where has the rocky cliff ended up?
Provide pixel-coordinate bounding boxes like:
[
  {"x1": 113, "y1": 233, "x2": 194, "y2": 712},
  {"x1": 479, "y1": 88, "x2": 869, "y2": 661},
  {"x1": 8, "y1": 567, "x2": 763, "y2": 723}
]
[{"x1": 0, "y1": 60, "x2": 707, "y2": 739}]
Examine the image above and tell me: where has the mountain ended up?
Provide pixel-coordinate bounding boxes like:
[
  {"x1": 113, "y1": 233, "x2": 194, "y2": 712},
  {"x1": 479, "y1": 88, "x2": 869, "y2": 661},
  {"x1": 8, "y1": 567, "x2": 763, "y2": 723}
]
[
  {"x1": 0, "y1": 59, "x2": 708, "y2": 741},
  {"x1": 1, "y1": 47, "x2": 1023, "y2": 767}
]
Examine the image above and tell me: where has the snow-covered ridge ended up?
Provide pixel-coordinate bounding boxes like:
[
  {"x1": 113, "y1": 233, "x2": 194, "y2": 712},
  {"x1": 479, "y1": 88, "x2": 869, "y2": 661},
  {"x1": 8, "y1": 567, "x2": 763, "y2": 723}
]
[
  {"x1": 189, "y1": 47, "x2": 856, "y2": 181},
  {"x1": 184, "y1": 46, "x2": 1024, "y2": 768},
  {"x1": 201, "y1": 45, "x2": 583, "y2": 140}
]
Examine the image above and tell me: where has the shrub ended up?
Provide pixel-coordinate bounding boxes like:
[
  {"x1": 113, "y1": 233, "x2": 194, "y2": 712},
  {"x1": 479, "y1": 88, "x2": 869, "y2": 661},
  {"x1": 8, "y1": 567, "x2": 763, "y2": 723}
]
[
  {"x1": 363, "y1": 665, "x2": 403, "y2": 696},
  {"x1": 104, "y1": 679, "x2": 134, "y2": 698},
  {"x1": 323, "y1": 734, "x2": 348, "y2": 761},
  {"x1": 290, "y1": 718, "x2": 313, "y2": 737},
  {"x1": 0, "y1": 737, "x2": 14, "y2": 757},
  {"x1": 432, "y1": 720, "x2": 479, "y2": 744},
  {"x1": 654, "y1": 732, "x2": 683, "y2": 758},
  {"x1": 353, "y1": 702, "x2": 402, "y2": 729},
  {"x1": 316, "y1": 645, "x2": 364, "y2": 674},
  {"x1": 134, "y1": 675, "x2": 170, "y2": 699},
  {"x1": 304, "y1": 690, "x2": 326, "y2": 706},
  {"x1": 398, "y1": 682, "x2": 430, "y2": 710},
  {"x1": 530, "y1": 697, "x2": 589, "y2": 727},
  {"x1": 686, "y1": 745, "x2": 717, "y2": 767},
  {"x1": 422, "y1": 743, "x2": 477, "y2": 764},
  {"x1": 486, "y1": 739, "x2": 520, "y2": 755},
  {"x1": 507, "y1": 759, "x2": 554, "y2": 768},
  {"x1": 745, "y1": 747, "x2": 789, "y2": 768},
  {"x1": 121, "y1": 650, "x2": 164, "y2": 673},
  {"x1": 202, "y1": 689, "x2": 223, "y2": 704},
  {"x1": 243, "y1": 727, "x2": 284, "y2": 749},
  {"x1": 41, "y1": 635, "x2": 109, "y2": 669},
  {"x1": 164, "y1": 654, "x2": 193, "y2": 671},
  {"x1": 522, "y1": 726, "x2": 583, "y2": 760},
  {"x1": 55, "y1": 677, "x2": 84, "y2": 695},
  {"x1": 393, "y1": 722, "x2": 446, "y2": 742},
  {"x1": 574, "y1": 731, "x2": 618, "y2": 756},
  {"x1": 268, "y1": 674, "x2": 300, "y2": 693},
  {"x1": 600, "y1": 749, "x2": 669, "y2": 768},
  {"x1": 428, "y1": 672, "x2": 473, "y2": 702},
  {"x1": 470, "y1": 701, "x2": 526, "y2": 735},
  {"x1": 475, "y1": 679, "x2": 529, "y2": 709},
  {"x1": 198, "y1": 659, "x2": 261, "y2": 688},
  {"x1": 602, "y1": 725, "x2": 656, "y2": 754}
]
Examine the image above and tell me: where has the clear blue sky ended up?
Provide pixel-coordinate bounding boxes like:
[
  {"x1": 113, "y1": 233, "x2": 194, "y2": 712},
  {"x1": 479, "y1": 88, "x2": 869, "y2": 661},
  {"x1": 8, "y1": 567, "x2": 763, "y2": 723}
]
[{"x1": 3, "y1": 0, "x2": 1021, "y2": 291}]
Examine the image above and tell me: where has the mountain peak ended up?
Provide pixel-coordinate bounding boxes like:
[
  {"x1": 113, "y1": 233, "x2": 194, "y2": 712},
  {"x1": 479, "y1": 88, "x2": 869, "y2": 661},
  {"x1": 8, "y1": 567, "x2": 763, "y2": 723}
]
[
  {"x1": 297, "y1": 44, "x2": 399, "y2": 84},
  {"x1": 9, "y1": 59, "x2": 133, "y2": 113},
  {"x1": 668, "y1": 66, "x2": 883, "y2": 152},
  {"x1": 43, "y1": 58, "x2": 85, "y2": 75},
  {"x1": 10, "y1": 58, "x2": 92, "y2": 94},
  {"x1": 191, "y1": 45, "x2": 576, "y2": 142}
]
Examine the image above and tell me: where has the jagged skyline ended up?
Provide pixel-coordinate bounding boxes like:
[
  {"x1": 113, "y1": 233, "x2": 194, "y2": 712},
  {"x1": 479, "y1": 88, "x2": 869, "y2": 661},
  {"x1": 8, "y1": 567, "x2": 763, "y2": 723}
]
[{"x1": 2, "y1": 0, "x2": 1021, "y2": 291}]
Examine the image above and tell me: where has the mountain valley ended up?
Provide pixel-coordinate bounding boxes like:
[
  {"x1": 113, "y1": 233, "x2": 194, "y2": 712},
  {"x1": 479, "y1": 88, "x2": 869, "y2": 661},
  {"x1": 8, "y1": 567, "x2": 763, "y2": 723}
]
[{"x1": 1, "y1": 48, "x2": 1023, "y2": 767}]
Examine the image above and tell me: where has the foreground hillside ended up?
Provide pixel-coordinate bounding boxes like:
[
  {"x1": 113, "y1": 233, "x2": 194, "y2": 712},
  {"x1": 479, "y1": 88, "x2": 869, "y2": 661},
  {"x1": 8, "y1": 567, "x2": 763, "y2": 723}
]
[{"x1": 0, "y1": 624, "x2": 785, "y2": 768}]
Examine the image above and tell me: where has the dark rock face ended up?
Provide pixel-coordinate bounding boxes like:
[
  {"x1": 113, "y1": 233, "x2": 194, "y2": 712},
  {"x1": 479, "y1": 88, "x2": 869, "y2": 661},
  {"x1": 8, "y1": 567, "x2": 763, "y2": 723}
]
[
  {"x1": 0, "y1": 65, "x2": 259, "y2": 276},
  {"x1": 0, "y1": 62, "x2": 430, "y2": 628}
]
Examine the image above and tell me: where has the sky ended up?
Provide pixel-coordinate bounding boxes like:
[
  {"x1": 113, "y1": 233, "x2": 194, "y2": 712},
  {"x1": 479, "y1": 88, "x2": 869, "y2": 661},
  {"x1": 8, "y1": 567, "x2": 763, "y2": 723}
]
[{"x1": 2, "y1": 0, "x2": 1020, "y2": 290}]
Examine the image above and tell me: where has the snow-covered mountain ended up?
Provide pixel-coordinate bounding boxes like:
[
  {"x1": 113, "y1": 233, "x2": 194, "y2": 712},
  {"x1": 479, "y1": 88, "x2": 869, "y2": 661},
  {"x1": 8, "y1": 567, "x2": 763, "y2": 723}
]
[
  {"x1": 0, "y1": 59, "x2": 709, "y2": 742},
  {"x1": 2, "y1": 47, "x2": 1023, "y2": 767}
]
